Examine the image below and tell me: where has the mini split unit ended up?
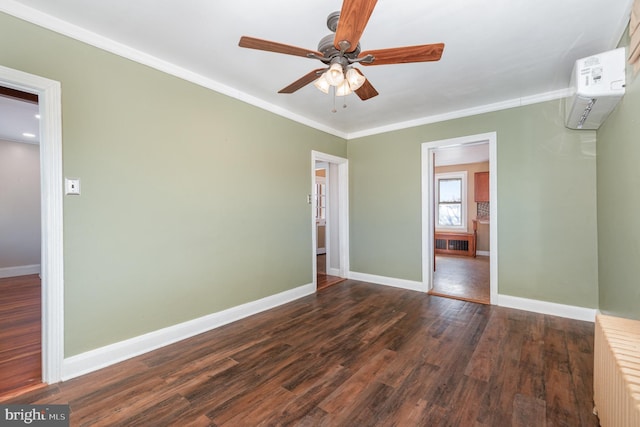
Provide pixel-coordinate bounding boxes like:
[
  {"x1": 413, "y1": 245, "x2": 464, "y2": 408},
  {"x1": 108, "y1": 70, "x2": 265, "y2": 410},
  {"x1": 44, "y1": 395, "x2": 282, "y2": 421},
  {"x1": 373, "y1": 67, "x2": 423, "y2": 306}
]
[{"x1": 565, "y1": 47, "x2": 626, "y2": 130}]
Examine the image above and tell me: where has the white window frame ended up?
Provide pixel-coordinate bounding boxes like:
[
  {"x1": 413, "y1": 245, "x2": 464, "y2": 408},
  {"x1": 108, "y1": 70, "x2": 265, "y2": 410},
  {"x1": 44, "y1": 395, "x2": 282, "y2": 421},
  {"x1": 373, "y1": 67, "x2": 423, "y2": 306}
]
[{"x1": 435, "y1": 171, "x2": 467, "y2": 231}]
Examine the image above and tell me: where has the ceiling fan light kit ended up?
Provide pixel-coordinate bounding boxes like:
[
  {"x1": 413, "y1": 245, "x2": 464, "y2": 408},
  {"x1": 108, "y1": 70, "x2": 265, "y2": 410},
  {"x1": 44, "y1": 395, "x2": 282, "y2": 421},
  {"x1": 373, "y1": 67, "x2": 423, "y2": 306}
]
[
  {"x1": 325, "y1": 63, "x2": 345, "y2": 86},
  {"x1": 313, "y1": 74, "x2": 331, "y2": 94},
  {"x1": 238, "y1": 0, "x2": 444, "y2": 107},
  {"x1": 345, "y1": 68, "x2": 366, "y2": 91},
  {"x1": 335, "y1": 80, "x2": 353, "y2": 97}
]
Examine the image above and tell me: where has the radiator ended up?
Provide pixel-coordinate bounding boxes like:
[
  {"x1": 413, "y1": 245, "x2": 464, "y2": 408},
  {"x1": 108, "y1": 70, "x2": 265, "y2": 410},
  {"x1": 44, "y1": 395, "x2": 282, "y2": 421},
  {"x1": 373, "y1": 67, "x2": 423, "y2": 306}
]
[
  {"x1": 593, "y1": 313, "x2": 640, "y2": 427},
  {"x1": 434, "y1": 232, "x2": 476, "y2": 257}
]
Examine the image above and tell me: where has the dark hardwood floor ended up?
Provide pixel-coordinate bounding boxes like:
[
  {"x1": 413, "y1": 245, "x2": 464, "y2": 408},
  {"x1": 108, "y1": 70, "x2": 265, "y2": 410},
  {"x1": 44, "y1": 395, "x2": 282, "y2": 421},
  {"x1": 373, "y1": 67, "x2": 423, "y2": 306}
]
[
  {"x1": 2, "y1": 280, "x2": 598, "y2": 426},
  {"x1": 0, "y1": 274, "x2": 42, "y2": 399}
]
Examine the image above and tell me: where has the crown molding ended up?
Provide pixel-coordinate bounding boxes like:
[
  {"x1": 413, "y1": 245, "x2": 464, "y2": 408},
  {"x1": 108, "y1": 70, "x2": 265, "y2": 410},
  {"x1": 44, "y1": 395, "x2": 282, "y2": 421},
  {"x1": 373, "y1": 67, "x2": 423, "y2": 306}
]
[{"x1": 346, "y1": 88, "x2": 572, "y2": 139}]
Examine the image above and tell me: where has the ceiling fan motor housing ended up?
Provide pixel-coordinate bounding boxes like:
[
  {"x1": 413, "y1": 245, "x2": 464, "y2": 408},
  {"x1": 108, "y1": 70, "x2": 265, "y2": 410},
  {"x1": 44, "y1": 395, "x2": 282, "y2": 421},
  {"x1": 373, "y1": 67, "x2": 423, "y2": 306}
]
[
  {"x1": 326, "y1": 11, "x2": 340, "y2": 32},
  {"x1": 317, "y1": 34, "x2": 361, "y2": 61}
]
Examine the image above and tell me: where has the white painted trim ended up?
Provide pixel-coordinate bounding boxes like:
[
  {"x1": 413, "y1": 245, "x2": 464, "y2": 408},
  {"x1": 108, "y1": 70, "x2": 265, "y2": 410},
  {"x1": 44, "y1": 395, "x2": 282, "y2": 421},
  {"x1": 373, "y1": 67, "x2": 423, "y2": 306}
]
[
  {"x1": 0, "y1": 1, "x2": 577, "y2": 140},
  {"x1": 62, "y1": 282, "x2": 315, "y2": 380},
  {"x1": 476, "y1": 251, "x2": 490, "y2": 257},
  {"x1": 311, "y1": 151, "x2": 349, "y2": 288},
  {"x1": 0, "y1": 264, "x2": 41, "y2": 278},
  {"x1": 498, "y1": 294, "x2": 597, "y2": 322},
  {"x1": 327, "y1": 267, "x2": 341, "y2": 277},
  {"x1": 349, "y1": 271, "x2": 425, "y2": 292},
  {"x1": 421, "y1": 132, "x2": 498, "y2": 304},
  {"x1": 489, "y1": 137, "x2": 498, "y2": 304},
  {"x1": 346, "y1": 272, "x2": 595, "y2": 322},
  {"x1": 0, "y1": 65, "x2": 65, "y2": 383},
  {"x1": 347, "y1": 89, "x2": 571, "y2": 139}
]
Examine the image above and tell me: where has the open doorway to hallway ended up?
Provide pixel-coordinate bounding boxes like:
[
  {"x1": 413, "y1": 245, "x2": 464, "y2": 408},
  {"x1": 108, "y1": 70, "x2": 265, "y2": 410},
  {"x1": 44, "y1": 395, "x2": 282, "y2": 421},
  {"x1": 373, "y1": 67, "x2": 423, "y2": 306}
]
[
  {"x1": 314, "y1": 162, "x2": 344, "y2": 290},
  {"x1": 0, "y1": 86, "x2": 43, "y2": 398},
  {"x1": 311, "y1": 151, "x2": 350, "y2": 291},
  {"x1": 0, "y1": 64, "x2": 65, "y2": 387},
  {"x1": 421, "y1": 132, "x2": 498, "y2": 304}
]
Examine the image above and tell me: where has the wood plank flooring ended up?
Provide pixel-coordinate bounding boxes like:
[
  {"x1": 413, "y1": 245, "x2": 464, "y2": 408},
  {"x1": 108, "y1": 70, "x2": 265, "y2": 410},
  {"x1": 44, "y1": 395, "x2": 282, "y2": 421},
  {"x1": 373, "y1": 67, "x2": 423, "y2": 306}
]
[
  {"x1": 0, "y1": 274, "x2": 41, "y2": 398},
  {"x1": 1, "y1": 280, "x2": 598, "y2": 426},
  {"x1": 317, "y1": 254, "x2": 345, "y2": 290},
  {"x1": 432, "y1": 254, "x2": 490, "y2": 304}
]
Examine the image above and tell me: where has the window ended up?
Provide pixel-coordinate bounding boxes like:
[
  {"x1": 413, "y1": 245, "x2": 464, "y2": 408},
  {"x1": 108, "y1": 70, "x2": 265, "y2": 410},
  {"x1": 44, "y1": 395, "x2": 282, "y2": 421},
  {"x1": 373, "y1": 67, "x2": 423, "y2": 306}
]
[{"x1": 436, "y1": 171, "x2": 467, "y2": 230}]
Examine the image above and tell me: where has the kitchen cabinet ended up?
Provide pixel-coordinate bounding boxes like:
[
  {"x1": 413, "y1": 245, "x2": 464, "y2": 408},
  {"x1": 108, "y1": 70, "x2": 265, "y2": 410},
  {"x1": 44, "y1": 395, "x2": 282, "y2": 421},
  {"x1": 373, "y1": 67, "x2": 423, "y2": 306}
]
[{"x1": 474, "y1": 172, "x2": 489, "y2": 202}]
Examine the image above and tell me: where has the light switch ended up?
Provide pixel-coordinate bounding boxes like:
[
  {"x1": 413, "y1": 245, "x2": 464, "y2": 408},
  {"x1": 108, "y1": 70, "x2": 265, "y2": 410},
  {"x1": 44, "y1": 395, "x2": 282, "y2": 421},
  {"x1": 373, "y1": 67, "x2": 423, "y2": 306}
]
[{"x1": 65, "y1": 178, "x2": 81, "y2": 195}]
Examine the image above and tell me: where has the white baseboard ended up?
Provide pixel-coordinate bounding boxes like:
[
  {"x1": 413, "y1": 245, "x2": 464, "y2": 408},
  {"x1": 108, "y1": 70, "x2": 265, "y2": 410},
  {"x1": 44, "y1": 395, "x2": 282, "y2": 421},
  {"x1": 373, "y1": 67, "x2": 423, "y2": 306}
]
[
  {"x1": 498, "y1": 294, "x2": 597, "y2": 322},
  {"x1": 327, "y1": 267, "x2": 340, "y2": 276},
  {"x1": 347, "y1": 271, "x2": 595, "y2": 322},
  {"x1": 0, "y1": 264, "x2": 40, "y2": 278},
  {"x1": 62, "y1": 282, "x2": 316, "y2": 380},
  {"x1": 476, "y1": 251, "x2": 490, "y2": 257},
  {"x1": 349, "y1": 271, "x2": 425, "y2": 292}
]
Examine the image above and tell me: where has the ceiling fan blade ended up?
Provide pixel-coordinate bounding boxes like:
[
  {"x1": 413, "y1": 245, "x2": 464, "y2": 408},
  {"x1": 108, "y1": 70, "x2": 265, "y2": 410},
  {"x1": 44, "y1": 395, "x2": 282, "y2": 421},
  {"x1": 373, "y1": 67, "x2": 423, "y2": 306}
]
[
  {"x1": 278, "y1": 68, "x2": 326, "y2": 94},
  {"x1": 353, "y1": 69, "x2": 378, "y2": 100},
  {"x1": 239, "y1": 36, "x2": 323, "y2": 58},
  {"x1": 333, "y1": 0, "x2": 378, "y2": 53},
  {"x1": 359, "y1": 43, "x2": 445, "y2": 66}
]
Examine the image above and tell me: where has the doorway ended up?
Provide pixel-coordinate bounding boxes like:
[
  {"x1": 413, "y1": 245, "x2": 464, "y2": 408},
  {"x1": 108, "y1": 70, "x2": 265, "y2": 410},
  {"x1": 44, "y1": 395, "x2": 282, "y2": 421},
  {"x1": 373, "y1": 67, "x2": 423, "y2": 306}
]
[
  {"x1": 311, "y1": 151, "x2": 349, "y2": 291},
  {"x1": 0, "y1": 65, "x2": 64, "y2": 385},
  {"x1": 421, "y1": 132, "x2": 498, "y2": 303},
  {"x1": 0, "y1": 86, "x2": 42, "y2": 397}
]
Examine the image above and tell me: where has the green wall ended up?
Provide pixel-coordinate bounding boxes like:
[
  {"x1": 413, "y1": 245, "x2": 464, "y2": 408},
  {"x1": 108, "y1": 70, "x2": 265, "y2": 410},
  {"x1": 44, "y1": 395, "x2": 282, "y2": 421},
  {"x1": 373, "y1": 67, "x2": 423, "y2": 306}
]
[
  {"x1": 0, "y1": 13, "x2": 346, "y2": 356},
  {"x1": 596, "y1": 32, "x2": 640, "y2": 320},
  {"x1": 348, "y1": 100, "x2": 599, "y2": 309}
]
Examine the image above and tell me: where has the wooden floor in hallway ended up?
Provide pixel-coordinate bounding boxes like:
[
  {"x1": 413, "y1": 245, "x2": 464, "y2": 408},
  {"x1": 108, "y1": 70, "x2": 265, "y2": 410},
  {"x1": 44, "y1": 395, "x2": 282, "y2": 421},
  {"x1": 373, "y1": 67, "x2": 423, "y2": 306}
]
[
  {"x1": 0, "y1": 274, "x2": 42, "y2": 400},
  {"x1": 316, "y1": 254, "x2": 345, "y2": 290},
  {"x1": 2, "y1": 280, "x2": 598, "y2": 426}
]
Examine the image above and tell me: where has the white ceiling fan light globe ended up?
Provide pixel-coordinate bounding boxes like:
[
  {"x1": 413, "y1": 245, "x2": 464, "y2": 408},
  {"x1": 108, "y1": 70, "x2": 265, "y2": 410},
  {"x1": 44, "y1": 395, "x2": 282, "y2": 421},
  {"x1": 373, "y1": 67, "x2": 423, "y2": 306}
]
[
  {"x1": 325, "y1": 63, "x2": 345, "y2": 86},
  {"x1": 314, "y1": 72, "x2": 331, "y2": 93},
  {"x1": 346, "y1": 68, "x2": 366, "y2": 91},
  {"x1": 335, "y1": 79, "x2": 353, "y2": 96}
]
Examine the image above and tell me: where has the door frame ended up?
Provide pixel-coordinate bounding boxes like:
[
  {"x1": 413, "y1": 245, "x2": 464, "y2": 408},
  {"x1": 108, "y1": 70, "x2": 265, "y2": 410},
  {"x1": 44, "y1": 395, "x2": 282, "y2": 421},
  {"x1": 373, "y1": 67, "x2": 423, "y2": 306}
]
[
  {"x1": 0, "y1": 65, "x2": 64, "y2": 383},
  {"x1": 311, "y1": 151, "x2": 349, "y2": 288},
  {"x1": 421, "y1": 132, "x2": 498, "y2": 303}
]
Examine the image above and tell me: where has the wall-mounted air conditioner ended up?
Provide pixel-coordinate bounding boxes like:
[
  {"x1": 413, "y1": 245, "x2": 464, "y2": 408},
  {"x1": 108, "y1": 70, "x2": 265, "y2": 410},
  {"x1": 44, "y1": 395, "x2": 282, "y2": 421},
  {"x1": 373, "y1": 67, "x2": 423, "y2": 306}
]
[{"x1": 565, "y1": 47, "x2": 626, "y2": 130}]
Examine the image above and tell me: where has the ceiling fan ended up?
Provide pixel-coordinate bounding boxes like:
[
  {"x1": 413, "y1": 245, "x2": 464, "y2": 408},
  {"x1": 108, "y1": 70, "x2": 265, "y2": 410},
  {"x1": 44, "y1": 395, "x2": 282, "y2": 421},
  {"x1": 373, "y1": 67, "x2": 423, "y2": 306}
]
[{"x1": 238, "y1": 0, "x2": 444, "y2": 101}]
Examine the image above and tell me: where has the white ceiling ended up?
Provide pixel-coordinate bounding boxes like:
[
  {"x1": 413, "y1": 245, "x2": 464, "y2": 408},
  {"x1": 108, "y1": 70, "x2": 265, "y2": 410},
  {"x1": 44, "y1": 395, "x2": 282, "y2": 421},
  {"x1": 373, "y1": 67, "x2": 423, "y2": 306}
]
[
  {"x1": 0, "y1": 0, "x2": 633, "y2": 139},
  {"x1": 0, "y1": 95, "x2": 39, "y2": 144},
  {"x1": 435, "y1": 143, "x2": 489, "y2": 167}
]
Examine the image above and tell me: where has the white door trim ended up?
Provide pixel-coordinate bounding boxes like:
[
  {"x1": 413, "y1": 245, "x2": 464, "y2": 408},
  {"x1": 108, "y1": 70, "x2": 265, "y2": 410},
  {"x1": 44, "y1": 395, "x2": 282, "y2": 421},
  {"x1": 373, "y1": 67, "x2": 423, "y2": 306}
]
[
  {"x1": 421, "y1": 132, "x2": 498, "y2": 303},
  {"x1": 0, "y1": 65, "x2": 64, "y2": 382},
  {"x1": 311, "y1": 151, "x2": 349, "y2": 287}
]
